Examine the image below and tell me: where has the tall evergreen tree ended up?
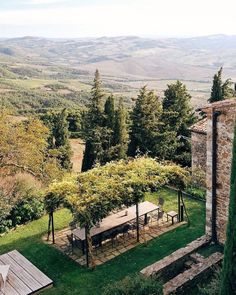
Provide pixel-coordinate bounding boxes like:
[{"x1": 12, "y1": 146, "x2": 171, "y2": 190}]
[
  {"x1": 209, "y1": 67, "x2": 234, "y2": 103},
  {"x1": 220, "y1": 123, "x2": 236, "y2": 295},
  {"x1": 90, "y1": 69, "x2": 104, "y2": 126},
  {"x1": 54, "y1": 108, "x2": 72, "y2": 170},
  {"x1": 162, "y1": 80, "x2": 195, "y2": 166},
  {"x1": 209, "y1": 67, "x2": 223, "y2": 103},
  {"x1": 82, "y1": 69, "x2": 105, "y2": 171},
  {"x1": 104, "y1": 95, "x2": 115, "y2": 130},
  {"x1": 113, "y1": 98, "x2": 129, "y2": 159},
  {"x1": 128, "y1": 86, "x2": 163, "y2": 157},
  {"x1": 54, "y1": 108, "x2": 69, "y2": 148}
]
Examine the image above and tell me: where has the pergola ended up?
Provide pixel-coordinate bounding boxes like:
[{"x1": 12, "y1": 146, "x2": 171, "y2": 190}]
[{"x1": 45, "y1": 157, "x2": 189, "y2": 268}]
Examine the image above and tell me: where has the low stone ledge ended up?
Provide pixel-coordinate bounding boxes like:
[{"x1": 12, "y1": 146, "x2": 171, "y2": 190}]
[
  {"x1": 140, "y1": 235, "x2": 210, "y2": 278},
  {"x1": 163, "y1": 252, "x2": 223, "y2": 295}
]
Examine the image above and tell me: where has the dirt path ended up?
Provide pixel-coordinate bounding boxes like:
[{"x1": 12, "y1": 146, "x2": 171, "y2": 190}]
[{"x1": 70, "y1": 138, "x2": 85, "y2": 173}]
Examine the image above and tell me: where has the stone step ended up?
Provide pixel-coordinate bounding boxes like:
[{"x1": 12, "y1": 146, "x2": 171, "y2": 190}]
[
  {"x1": 190, "y1": 252, "x2": 205, "y2": 263},
  {"x1": 163, "y1": 252, "x2": 223, "y2": 295}
]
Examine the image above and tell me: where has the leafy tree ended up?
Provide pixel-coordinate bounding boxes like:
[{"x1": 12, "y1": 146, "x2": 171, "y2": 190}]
[
  {"x1": 162, "y1": 81, "x2": 195, "y2": 166},
  {"x1": 113, "y1": 98, "x2": 129, "y2": 159},
  {"x1": 220, "y1": 123, "x2": 236, "y2": 295},
  {"x1": 128, "y1": 86, "x2": 162, "y2": 157},
  {"x1": 40, "y1": 109, "x2": 72, "y2": 171},
  {"x1": 47, "y1": 156, "x2": 189, "y2": 266},
  {"x1": 0, "y1": 110, "x2": 63, "y2": 183},
  {"x1": 209, "y1": 67, "x2": 235, "y2": 103}
]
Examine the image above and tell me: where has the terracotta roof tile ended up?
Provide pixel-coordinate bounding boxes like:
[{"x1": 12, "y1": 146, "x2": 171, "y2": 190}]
[
  {"x1": 201, "y1": 98, "x2": 236, "y2": 111},
  {"x1": 190, "y1": 118, "x2": 207, "y2": 134}
]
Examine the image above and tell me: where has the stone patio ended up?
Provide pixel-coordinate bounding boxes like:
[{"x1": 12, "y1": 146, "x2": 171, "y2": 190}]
[{"x1": 44, "y1": 216, "x2": 186, "y2": 266}]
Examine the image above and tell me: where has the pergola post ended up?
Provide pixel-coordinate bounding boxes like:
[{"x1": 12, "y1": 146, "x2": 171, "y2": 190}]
[
  {"x1": 179, "y1": 190, "x2": 190, "y2": 225},
  {"x1": 136, "y1": 202, "x2": 140, "y2": 242},
  {"x1": 51, "y1": 211, "x2": 55, "y2": 244},
  {"x1": 85, "y1": 225, "x2": 89, "y2": 268},
  {"x1": 178, "y1": 190, "x2": 181, "y2": 222},
  {"x1": 47, "y1": 212, "x2": 52, "y2": 241}
]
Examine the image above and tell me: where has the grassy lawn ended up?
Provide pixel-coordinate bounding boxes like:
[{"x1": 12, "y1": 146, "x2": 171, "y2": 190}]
[{"x1": 0, "y1": 188, "x2": 205, "y2": 295}]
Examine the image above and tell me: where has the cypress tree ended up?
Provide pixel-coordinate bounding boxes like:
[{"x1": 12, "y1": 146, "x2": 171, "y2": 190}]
[
  {"x1": 54, "y1": 108, "x2": 69, "y2": 148},
  {"x1": 104, "y1": 95, "x2": 115, "y2": 130},
  {"x1": 209, "y1": 67, "x2": 234, "y2": 103},
  {"x1": 128, "y1": 86, "x2": 163, "y2": 157},
  {"x1": 220, "y1": 123, "x2": 236, "y2": 295},
  {"x1": 82, "y1": 69, "x2": 105, "y2": 171},
  {"x1": 90, "y1": 69, "x2": 104, "y2": 127},
  {"x1": 54, "y1": 108, "x2": 72, "y2": 170},
  {"x1": 162, "y1": 81, "x2": 195, "y2": 166},
  {"x1": 113, "y1": 98, "x2": 129, "y2": 159},
  {"x1": 209, "y1": 67, "x2": 223, "y2": 103}
]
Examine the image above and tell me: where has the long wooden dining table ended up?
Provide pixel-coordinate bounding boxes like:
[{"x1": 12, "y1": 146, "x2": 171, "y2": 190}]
[{"x1": 72, "y1": 201, "x2": 159, "y2": 241}]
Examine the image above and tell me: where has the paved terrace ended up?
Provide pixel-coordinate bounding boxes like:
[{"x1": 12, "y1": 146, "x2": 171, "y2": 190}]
[{"x1": 45, "y1": 216, "x2": 186, "y2": 266}]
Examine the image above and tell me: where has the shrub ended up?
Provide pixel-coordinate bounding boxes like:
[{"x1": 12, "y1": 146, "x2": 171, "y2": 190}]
[
  {"x1": 102, "y1": 274, "x2": 163, "y2": 295},
  {"x1": 185, "y1": 186, "x2": 206, "y2": 200},
  {"x1": 10, "y1": 195, "x2": 44, "y2": 226},
  {"x1": 0, "y1": 174, "x2": 45, "y2": 232},
  {"x1": 198, "y1": 267, "x2": 221, "y2": 294}
]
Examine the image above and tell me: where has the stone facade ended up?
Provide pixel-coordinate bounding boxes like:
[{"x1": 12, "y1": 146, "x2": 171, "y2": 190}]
[
  {"x1": 190, "y1": 118, "x2": 207, "y2": 180},
  {"x1": 202, "y1": 98, "x2": 236, "y2": 244},
  {"x1": 191, "y1": 131, "x2": 207, "y2": 175}
]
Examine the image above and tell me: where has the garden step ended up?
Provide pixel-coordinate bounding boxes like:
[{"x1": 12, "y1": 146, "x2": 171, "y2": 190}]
[
  {"x1": 163, "y1": 252, "x2": 223, "y2": 295},
  {"x1": 190, "y1": 252, "x2": 205, "y2": 263}
]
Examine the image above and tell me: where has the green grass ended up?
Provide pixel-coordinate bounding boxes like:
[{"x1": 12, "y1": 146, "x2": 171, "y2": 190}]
[{"x1": 0, "y1": 188, "x2": 205, "y2": 295}]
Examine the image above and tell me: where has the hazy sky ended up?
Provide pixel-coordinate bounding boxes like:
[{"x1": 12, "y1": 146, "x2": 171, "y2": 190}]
[{"x1": 0, "y1": 0, "x2": 236, "y2": 38}]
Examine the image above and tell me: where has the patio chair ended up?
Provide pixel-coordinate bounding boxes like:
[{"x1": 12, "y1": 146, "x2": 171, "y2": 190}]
[
  {"x1": 109, "y1": 229, "x2": 118, "y2": 248},
  {"x1": 0, "y1": 265, "x2": 10, "y2": 291},
  {"x1": 101, "y1": 230, "x2": 113, "y2": 247},
  {"x1": 150, "y1": 207, "x2": 165, "y2": 224},
  {"x1": 122, "y1": 224, "x2": 131, "y2": 237},
  {"x1": 139, "y1": 216, "x2": 151, "y2": 228},
  {"x1": 92, "y1": 235, "x2": 102, "y2": 253},
  {"x1": 158, "y1": 197, "x2": 165, "y2": 209},
  {"x1": 127, "y1": 220, "x2": 136, "y2": 236}
]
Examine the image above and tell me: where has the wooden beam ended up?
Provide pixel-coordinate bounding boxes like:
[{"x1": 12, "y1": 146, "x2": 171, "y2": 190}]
[
  {"x1": 85, "y1": 225, "x2": 89, "y2": 268},
  {"x1": 51, "y1": 211, "x2": 55, "y2": 244},
  {"x1": 136, "y1": 203, "x2": 140, "y2": 242}
]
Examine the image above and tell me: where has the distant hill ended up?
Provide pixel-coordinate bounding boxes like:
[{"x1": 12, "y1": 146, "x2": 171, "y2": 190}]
[{"x1": 0, "y1": 34, "x2": 235, "y2": 110}]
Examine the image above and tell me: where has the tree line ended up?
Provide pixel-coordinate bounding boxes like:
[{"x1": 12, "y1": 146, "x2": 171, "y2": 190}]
[{"x1": 82, "y1": 69, "x2": 195, "y2": 171}]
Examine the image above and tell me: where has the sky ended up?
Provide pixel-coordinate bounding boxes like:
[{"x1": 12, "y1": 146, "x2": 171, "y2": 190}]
[{"x1": 0, "y1": 0, "x2": 236, "y2": 38}]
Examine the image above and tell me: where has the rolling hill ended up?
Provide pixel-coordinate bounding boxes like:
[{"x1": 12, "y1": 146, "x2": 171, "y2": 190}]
[{"x1": 0, "y1": 34, "x2": 235, "y2": 110}]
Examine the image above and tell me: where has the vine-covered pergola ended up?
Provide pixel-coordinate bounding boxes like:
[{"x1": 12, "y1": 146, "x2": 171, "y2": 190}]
[{"x1": 45, "y1": 157, "x2": 189, "y2": 267}]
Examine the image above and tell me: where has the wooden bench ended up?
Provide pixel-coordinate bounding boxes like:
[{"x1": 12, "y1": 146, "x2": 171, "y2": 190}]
[{"x1": 167, "y1": 211, "x2": 178, "y2": 225}]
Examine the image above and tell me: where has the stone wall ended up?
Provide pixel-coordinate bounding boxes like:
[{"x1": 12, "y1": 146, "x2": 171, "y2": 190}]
[
  {"x1": 203, "y1": 99, "x2": 236, "y2": 244},
  {"x1": 191, "y1": 131, "x2": 207, "y2": 175},
  {"x1": 140, "y1": 235, "x2": 209, "y2": 278}
]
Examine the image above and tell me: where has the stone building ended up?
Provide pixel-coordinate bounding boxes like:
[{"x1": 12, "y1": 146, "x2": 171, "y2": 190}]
[
  {"x1": 201, "y1": 98, "x2": 236, "y2": 244},
  {"x1": 190, "y1": 98, "x2": 236, "y2": 244},
  {"x1": 141, "y1": 99, "x2": 236, "y2": 293},
  {"x1": 190, "y1": 118, "x2": 207, "y2": 175}
]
